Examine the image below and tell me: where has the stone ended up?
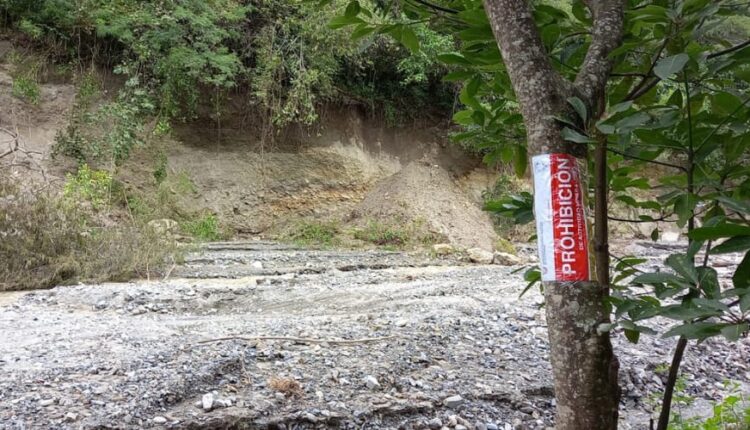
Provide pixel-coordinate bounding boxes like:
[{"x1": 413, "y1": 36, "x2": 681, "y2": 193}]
[
  {"x1": 428, "y1": 418, "x2": 443, "y2": 429},
  {"x1": 147, "y1": 219, "x2": 178, "y2": 235},
  {"x1": 443, "y1": 395, "x2": 464, "y2": 408},
  {"x1": 202, "y1": 393, "x2": 215, "y2": 411},
  {"x1": 39, "y1": 399, "x2": 55, "y2": 407},
  {"x1": 64, "y1": 412, "x2": 78, "y2": 422},
  {"x1": 251, "y1": 261, "x2": 264, "y2": 270},
  {"x1": 153, "y1": 416, "x2": 167, "y2": 424},
  {"x1": 467, "y1": 248, "x2": 494, "y2": 264},
  {"x1": 493, "y1": 252, "x2": 522, "y2": 266},
  {"x1": 432, "y1": 243, "x2": 455, "y2": 255},
  {"x1": 364, "y1": 375, "x2": 380, "y2": 389}
]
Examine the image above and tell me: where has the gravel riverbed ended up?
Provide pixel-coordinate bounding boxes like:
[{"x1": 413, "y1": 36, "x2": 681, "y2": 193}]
[{"x1": 1, "y1": 241, "x2": 747, "y2": 429}]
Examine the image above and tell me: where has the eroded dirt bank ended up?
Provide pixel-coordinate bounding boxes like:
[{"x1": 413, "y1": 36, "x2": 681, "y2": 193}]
[{"x1": 1, "y1": 241, "x2": 748, "y2": 430}]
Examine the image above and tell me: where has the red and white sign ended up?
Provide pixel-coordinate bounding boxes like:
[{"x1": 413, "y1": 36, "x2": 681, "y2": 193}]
[{"x1": 532, "y1": 153, "x2": 590, "y2": 282}]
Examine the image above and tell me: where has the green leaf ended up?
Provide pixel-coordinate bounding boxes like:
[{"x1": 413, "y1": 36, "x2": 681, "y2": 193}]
[
  {"x1": 631, "y1": 272, "x2": 683, "y2": 285},
  {"x1": 350, "y1": 24, "x2": 375, "y2": 41},
  {"x1": 608, "y1": 101, "x2": 633, "y2": 114},
  {"x1": 561, "y1": 127, "x2": 593, "y2": 143},
  {"x1": 443, "y1": 70, "x2": 474, "y2": 82},
  {"x1": 734, "y1": 252, "x2": 750, "y2": 290},
  {"x1": 328, "y1": 15, "x2": 365, "y2": 29},
  {"x1": 513, "y1": 145, "x2": 527, "y2": 177},
  {"x1": 711, "y1": 236, "x2": 750, "y2": 254},
  {"x1": 344, "y1": 1, "x2": 360, "y2": 17},
  {"x1": 663, "y1": 322, "x2": 723, "y2": 340},
  {"x1": 567, "y1": 97, "x2": 587, "y2": 122},
  {"x1": 660, "y1": 303, "x2": 721, "y2": 320},
  {"x1": 720, "y1": 323, "x2": 748, "y2": 342},
  {"x1": 653, "y1": 53, "x2": 690, "y2": 80},
  {"x1": 666, "y1": 254, "x2": 699, "y2": 285},
  {"x1": 624, "y1": 329, "x2": 640, "y2": 343},
  {"x1": 716, "y1": 196, "x2": 750, "y2": 214},
  {"x1": 651, "y1": 228, "x2": 659, "y2": 241},
  {"x1": 437, "y1": 53, "x2": 472, "y2": 65},
  {"x1": 688, "y1": 224, "x2": 750, "y2": 240},
  {"x1": 400, "y1": 26, "x2": 419, "y2": 53},
  {"x1": 674, "y1": 194, "x2": 697, "y2": 228},
  {"x1": 696, "y1": 267, "x2": 720, "y2": 299}
]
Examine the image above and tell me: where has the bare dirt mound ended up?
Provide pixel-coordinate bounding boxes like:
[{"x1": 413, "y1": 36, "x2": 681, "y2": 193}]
[{"x1": 352, "y1": 161, "x2": 499, "y2": 250}]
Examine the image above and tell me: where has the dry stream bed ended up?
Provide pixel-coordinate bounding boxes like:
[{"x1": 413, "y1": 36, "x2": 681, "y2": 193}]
[{"x1": 0, "y1": 241, "x2": 747, "y2": 429}]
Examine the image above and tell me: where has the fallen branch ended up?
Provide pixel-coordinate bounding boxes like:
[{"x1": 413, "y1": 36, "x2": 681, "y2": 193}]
[{"x1": 196, "y1": 335, "x2": 399, "y2": 346}]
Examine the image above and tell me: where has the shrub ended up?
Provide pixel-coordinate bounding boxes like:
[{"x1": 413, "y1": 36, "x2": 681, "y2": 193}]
[
  {"x1": 11, "y1": 75, "x2": 40, "y2": 104},
  {"x1": 62, "y1": 164, "x2": 115, "y2": 210},
  {"x1": 0, "y1": 178, "x2": 173, "y2": 291},
  {"x1": 668, "y1": 382, "x2": 750, "y2": 430},
  {"x1": 181, "y1": 214, "x2": 223, "y2": 241}
]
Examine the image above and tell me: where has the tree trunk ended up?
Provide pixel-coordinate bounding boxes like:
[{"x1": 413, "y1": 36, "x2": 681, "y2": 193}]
[{"x1": 483, "y1": 0, "x2": 623, "y2": 428}]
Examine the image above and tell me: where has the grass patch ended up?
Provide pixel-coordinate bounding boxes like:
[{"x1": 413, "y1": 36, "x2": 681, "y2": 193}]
[
  {"x1": 353, "y1": 221, "x2": 410, "y2": 247},
  {"x1": 285, "y1": 220, "x2": 339, "y2": 247},
  {"x1": 12, "y1": 75, "x2": 41, "y2": 104},
  {"x1": 181, "y1": 213, "x2": 223, "y2": 241}
]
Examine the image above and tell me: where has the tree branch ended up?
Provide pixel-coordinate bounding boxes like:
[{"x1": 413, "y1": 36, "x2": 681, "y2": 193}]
[
  {"x1": 484, "y1": 0, "x2": 569, "y2": 154},
  {"x1": 574, "y1": 0, "x2": 625, "y2": 111},
  {"x1": 706, "y1": 39, "x2": 750, "y2": 59},
  {"x1": 410, "y1": 0, "x2": 459, "y2": 14},
  {"x1": 607, "y1": 147, "x2": 687, "y2": 171}
]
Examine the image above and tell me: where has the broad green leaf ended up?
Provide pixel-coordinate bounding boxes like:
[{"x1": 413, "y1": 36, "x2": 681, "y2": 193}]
[
  {"x1": 350, "y1": 24, "x2": 375, "y2": 41},
  {"x1": 711, "y1": 236, "x2": 750, "y2": 254},
  {"x1": 567, "y1": 97, "x2": 587, "y2": 122},
  {"x1": 660, "y1": 303, "x2": 721, "y2": 320},
  {"x1": 696, "y1": 267, "x2": 720, "y2": 299},
  {"x1": 688, "y1": 224, "x2": 750, "y2": 240},
  {"x1": 400, "y1": 26, "x2": 419, "y2": 53},
  {"x1": 631, "y1": 272, "x2": 683, "y2": 285},
  {"x1": 716, "y1": 196, "x2": 750, "y2": 214},
  {"x1": 663, "y1": 322, "x2": 723, "y2": 340},
  {"x1": 734, "y1": 252, "x2": 750, "y2": 290},
  {"x1": 561, "y1": 127, "x2": 593, "y2": 143},
  {"x1": 437, "y1": 53, "x2": 472, "y2": 65},
  {"x1": 674, "y1": 194, "x2": 697, "y2": 228},
  {"x1": 666, "y1": 254, "x2": 699, "y2": 285},
  {"x1": 653, "y1": 53, "x2": 689, "y2": 80},
  {"x1": 720, "y1": 323, "x2": 748, "y2": 342},
  {"x1": 513, "y1": 145, "x2": 527, "y2": 177},
  {"x1": 624, "y1": 329, "x2": 640, "y2": 343},
  {"x1": 344, "y1": 1, "x2": 360, "y2": 17},
  {"x1": 328, "y1": 15, "x2": 364, "y2": 29}
]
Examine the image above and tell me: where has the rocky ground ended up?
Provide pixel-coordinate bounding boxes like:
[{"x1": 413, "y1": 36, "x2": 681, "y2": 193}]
[{"x1": 1, "y1": 241, "x2": 748, "y2": 430}]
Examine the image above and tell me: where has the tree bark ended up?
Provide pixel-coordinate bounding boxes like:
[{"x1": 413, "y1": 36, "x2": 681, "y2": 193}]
[{"x1": 483, "y1": 1, "x2": 623, "y2": 428}]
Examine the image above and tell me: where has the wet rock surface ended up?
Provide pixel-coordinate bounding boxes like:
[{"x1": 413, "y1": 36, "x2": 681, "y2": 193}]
[{"x1": 0, "y1": 241, "x2": 747, "y2": 429}]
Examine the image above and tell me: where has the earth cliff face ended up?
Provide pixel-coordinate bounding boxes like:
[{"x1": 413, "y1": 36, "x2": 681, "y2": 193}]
[{"x1": 1, "y1": 54, "x2": 498, "y2": 247}]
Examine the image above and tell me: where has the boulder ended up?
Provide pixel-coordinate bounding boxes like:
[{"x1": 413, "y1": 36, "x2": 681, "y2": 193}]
[
  {"x1": 467, "y1": 248, "x2": 494, "y2": 264},
  {"x1": 147, "y1": 218, "x2": 179, "y2": 235},
  {"x1": 493, "y1": 252, "x2": 523, "y2": 266}
]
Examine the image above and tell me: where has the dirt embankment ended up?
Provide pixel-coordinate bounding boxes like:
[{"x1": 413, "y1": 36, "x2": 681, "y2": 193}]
[{"x1": 1, "y1": 43, "x2": 502, "y2": 250}]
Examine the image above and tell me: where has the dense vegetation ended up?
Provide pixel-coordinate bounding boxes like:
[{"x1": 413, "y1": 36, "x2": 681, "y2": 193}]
[{"x1": 0, "y1": 0, "x2": 454, "y2": 132}]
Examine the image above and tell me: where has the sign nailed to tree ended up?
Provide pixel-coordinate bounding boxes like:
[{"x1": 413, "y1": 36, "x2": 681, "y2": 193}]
[{"x1": 533, "y1": 154, "x2": 590, "y2": 282}]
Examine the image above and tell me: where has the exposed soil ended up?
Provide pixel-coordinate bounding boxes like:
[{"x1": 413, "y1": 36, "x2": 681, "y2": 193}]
[
  {"x1": 352, "y1": 161, "x2": 499, "y2": 250},
  {"x1": 1, "y1": 241, "x2": 747, "y2": 430}
]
